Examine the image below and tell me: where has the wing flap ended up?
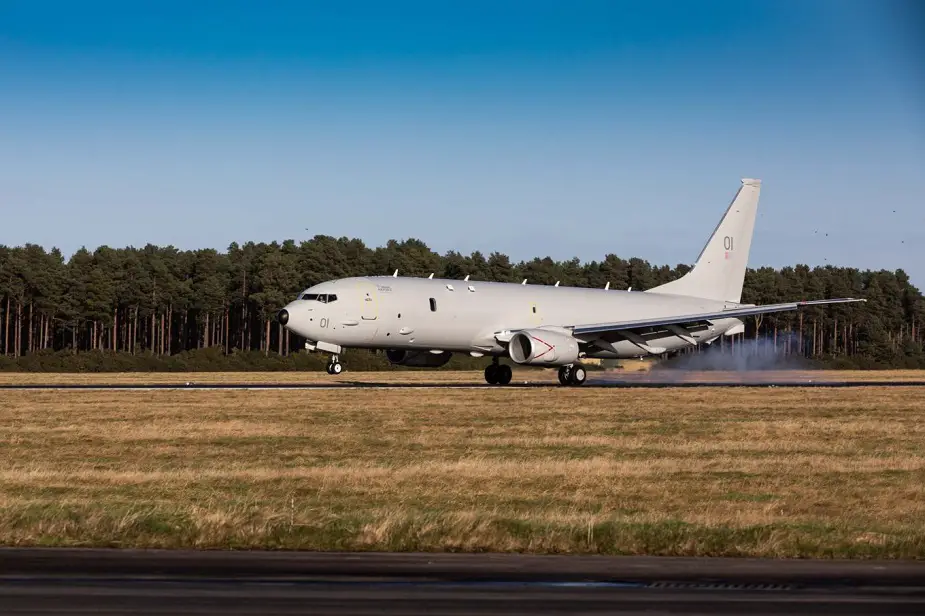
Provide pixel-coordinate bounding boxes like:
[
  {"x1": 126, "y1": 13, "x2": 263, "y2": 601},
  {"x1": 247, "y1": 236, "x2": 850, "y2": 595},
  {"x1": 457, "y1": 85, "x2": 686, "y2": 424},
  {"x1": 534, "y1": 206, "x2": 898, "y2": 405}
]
[{"x1": 570, "y1": 298, "x2": 865, "y2": 336}]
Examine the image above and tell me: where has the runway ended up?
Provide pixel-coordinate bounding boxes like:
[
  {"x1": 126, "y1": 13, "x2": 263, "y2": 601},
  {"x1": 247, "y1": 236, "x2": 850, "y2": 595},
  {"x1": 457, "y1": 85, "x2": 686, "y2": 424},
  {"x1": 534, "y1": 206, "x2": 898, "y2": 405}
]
[
  {"x1": 0, "y1": 549, "x2": 922, "y2": 615},
  {"x1": 1, "y1": 379, "x2": 924, "y2": 390}
]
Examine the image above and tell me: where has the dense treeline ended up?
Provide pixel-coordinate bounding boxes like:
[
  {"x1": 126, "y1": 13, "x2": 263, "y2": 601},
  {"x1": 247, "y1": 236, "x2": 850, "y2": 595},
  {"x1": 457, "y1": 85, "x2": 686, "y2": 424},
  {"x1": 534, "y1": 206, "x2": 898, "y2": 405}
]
[{"x1": 0, "y1": 237, "x2": 923, "y2": 370}]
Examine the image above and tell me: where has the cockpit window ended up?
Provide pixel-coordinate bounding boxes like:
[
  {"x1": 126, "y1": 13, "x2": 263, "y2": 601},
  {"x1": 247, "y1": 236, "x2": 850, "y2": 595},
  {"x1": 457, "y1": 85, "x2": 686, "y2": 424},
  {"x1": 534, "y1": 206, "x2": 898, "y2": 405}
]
[{"x1": 300, "y1": 293, "x2": 337, "y2": 303}]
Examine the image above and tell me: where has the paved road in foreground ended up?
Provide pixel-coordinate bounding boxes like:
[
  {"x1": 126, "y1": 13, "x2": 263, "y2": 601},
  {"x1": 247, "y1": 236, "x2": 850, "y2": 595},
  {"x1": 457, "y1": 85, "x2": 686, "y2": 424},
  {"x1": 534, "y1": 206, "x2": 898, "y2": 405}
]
[{"x1": 0, "y1": 549, "x2": 922, "y2": 615}]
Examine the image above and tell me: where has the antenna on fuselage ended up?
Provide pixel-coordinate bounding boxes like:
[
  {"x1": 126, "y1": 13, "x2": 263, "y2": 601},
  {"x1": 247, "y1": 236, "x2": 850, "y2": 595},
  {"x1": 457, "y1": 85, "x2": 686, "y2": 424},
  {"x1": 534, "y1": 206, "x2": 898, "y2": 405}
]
[
  {"x1": 554, "y1": 281, "x2": 560, "y2": 287},
  {"x1": 392, "y1": 270, "x2": 398, "y2": 277},
  {"x1": 604, "y1": 282, "x2": 610, "y2": 290},
  {"x1": 521, "y1": 279, "x2": 527, "y2": 285},
  {"x1": 628, "y1": 286, "x2": 632, "y2": 291},
  {"x1": 463, "y1": 275, "x2": 470, "y2": 281},
  {"x1": 428, "y1": 273, "x2": 434, "y2": 279}
]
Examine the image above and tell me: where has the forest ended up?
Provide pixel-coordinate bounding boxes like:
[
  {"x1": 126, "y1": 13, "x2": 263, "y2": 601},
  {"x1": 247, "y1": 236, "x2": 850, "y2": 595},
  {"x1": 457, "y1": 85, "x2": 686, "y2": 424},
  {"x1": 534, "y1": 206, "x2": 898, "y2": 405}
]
[{"x1": 1, "y1": 236, "x2": 923, "y2": 371}]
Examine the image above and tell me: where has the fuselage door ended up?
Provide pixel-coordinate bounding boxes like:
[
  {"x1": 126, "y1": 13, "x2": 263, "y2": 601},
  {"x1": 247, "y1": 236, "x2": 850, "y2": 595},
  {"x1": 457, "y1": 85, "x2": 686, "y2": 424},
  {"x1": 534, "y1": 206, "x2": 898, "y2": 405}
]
[{"x1": 358, "y1": 281, "x2": 378, "y2": 321}]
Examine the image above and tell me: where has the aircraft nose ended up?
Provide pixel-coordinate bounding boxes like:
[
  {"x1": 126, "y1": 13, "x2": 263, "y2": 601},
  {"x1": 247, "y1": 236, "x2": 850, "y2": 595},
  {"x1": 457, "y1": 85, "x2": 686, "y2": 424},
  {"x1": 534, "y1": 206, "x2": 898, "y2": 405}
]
[{"x1": 277, "y1": 309, "x2": 289, "y2": 325}]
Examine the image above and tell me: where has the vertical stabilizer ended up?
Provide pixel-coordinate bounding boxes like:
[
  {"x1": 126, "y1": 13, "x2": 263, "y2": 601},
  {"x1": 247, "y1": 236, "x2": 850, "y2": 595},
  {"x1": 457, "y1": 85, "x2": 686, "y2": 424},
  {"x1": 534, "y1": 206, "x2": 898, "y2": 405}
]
[{"x1": 649, "y1": 178, "x2": 760, "y2": 303}]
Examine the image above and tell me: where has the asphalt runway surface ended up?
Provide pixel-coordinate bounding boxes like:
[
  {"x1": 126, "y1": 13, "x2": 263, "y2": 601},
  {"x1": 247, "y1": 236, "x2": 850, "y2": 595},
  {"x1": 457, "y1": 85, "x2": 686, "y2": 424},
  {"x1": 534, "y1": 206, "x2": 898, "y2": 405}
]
[
  {"x1": 1, "y1": 380, "x2": 924, "y2": 390},
  {"x1": 0, "y1": 549, "x2": 922, "y2": 615}
]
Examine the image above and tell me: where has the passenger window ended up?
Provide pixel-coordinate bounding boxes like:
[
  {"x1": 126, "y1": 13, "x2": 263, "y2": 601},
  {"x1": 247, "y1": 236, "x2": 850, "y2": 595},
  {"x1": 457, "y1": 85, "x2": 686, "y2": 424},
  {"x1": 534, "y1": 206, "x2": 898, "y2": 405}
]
[
  {"x1": 532, "y1": 306, "x2": 537, "y2": 313},
  {"x1": 429, "y1": 298, "x2": 437, "y2": 312}
]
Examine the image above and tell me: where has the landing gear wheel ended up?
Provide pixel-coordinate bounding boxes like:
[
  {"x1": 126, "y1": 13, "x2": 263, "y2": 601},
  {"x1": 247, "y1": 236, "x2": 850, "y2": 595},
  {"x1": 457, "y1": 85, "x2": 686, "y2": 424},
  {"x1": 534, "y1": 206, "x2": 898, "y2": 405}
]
[
  {"x1": 496, "y1": 364, "x2": 513, "y2": 386},
  {"x1": 484, "y1": 364, "x2": 499, "y2": 385},
  {"x1": 568, "y1": 364, "x2": 587, "y2": 386},
  {"x1": 326, "y1": 355, "x2": 343, "y2": 375},
  {"x1": 557, "y1": 365, "x2": 571, "y2": 386}
]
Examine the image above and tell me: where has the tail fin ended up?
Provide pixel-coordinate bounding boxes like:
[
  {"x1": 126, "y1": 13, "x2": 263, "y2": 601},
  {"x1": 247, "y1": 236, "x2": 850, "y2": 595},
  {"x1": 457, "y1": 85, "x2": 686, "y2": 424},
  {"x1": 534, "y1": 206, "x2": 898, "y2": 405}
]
[{"x1": 649, "y1": 178, "x2": 760, "y2": 303}]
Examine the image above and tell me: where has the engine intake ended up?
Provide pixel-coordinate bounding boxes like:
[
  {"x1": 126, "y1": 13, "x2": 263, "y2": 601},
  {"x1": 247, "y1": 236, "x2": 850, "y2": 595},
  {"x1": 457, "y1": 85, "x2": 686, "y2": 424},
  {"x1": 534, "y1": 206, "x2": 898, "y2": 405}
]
[
  {"x1": 508, "y1": 329, "x2": 579, "y2": 366},
  {"x1": 386, "y1": 349, "x2": 453, "y2": 367}
]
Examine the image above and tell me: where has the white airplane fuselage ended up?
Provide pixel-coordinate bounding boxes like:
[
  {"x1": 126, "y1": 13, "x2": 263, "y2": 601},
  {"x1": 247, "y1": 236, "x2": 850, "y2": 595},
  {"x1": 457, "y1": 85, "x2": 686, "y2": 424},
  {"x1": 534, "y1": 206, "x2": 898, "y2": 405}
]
[
  {"x1": 276, "y1": 179, "x2": 861, "y2": 378},
  {"x1": 280, "y1": 276, "x2": 742, "y2": 360}
]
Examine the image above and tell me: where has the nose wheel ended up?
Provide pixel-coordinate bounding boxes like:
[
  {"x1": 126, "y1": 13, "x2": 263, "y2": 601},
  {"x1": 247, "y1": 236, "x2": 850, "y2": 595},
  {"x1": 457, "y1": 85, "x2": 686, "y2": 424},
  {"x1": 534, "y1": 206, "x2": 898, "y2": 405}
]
[
  {"x1": 326, "y1": 355, "x2": 343, "y2": 375},
  {"x1": 558, "y1": 363, "x2": 587, "y2": 386}
]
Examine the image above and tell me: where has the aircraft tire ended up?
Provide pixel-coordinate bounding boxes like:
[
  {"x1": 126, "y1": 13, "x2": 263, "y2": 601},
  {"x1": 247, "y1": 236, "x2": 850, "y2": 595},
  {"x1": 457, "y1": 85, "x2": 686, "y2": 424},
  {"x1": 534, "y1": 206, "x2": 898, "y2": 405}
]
[
  {"x1": 569, "y1": 364, "x2": 587, "y2": 386},
  {"x1": 557, "y1": 365, "x2": 571, "y2": 386},
  {"x1": 496, "y1": 364, "x2": 513, "y2": 385},
  {"x1": 484, "y1": 364, "x2": 499, "y2": 385},
  {"x1": 331, "y1": 362, "x2": 343, "y2": 375}
]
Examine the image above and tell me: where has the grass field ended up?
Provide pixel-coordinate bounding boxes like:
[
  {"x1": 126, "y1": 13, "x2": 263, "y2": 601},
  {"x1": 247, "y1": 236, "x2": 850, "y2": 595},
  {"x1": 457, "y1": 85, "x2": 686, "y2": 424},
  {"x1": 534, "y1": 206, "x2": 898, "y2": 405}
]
[
  {"x1": 1, "y1": 368, "x2": 924, "y2": 385},
  {"x1": 1, "y1": 382, "x2": 924, "y2": 557}
]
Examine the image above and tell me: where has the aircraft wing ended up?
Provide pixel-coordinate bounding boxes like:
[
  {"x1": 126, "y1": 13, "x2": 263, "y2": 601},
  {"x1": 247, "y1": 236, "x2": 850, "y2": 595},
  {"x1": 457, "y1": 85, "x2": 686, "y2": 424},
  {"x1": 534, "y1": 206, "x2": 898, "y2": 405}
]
[{"x1": 568, "y1": 298, "x2": 866, "y2": 336}]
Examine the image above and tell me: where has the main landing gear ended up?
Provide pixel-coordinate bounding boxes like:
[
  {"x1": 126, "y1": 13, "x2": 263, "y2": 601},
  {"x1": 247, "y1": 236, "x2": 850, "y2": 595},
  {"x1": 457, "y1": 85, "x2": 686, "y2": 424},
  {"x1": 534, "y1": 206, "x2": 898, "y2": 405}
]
[
  {"x1": 325, "y1": 355, "x2": 344, "y2": 375},
  {"x1": 558, "y1": 363, "x2": 587, "y2": 386},
  {"x1": 484, "y1": 359, "x2": 513, "y2": 386}
]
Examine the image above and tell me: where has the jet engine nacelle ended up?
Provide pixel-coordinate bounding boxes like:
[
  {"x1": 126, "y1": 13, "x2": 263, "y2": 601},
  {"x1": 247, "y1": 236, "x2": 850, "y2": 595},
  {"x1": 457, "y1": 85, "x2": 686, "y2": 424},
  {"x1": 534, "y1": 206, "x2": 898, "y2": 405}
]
[
  {"x1": 386, "y1": 349, "x2": 453, "y2": 367},
  {"x1": 508, "y1": 329, "x2": 579, "y2": 366}
]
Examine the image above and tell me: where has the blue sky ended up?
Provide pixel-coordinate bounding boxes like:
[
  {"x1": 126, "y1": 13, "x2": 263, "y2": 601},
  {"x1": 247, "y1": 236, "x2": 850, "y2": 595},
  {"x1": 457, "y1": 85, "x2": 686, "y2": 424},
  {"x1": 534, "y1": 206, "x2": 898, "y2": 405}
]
[{"x1": 1, "y1": 0, "x2": 923, "y2": 284}]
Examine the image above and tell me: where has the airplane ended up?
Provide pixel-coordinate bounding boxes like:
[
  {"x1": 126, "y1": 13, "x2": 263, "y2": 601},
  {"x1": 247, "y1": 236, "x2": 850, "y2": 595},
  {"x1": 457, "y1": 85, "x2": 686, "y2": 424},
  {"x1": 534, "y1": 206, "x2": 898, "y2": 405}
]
[{"x1": 276, "y1": 178, "x2": 864, "y2": 386}]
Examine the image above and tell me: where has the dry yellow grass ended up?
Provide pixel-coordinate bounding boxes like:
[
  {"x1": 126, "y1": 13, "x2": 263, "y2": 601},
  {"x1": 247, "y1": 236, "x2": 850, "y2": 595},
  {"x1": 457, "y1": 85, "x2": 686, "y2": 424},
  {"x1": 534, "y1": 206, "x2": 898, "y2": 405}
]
[
  {"x1": 0, "y1": 370, "x2": 525, "y2": 385},
  {"x1": 1, "y1": 386, "x2": 924, "y2": 556},
  {"x1": 0, "y1": 368, "x2": 923, "y2": 385}
]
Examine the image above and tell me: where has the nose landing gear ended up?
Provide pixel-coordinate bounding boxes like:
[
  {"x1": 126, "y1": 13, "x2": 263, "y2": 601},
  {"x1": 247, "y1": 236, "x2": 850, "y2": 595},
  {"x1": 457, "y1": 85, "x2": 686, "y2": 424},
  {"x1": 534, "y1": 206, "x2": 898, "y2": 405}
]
[
  {"x1": 326, "y1": 355, "x2": 343, "y2": 375},
  {"x1": 557, "y1": 363, "x2": 587, "y2": 386}
]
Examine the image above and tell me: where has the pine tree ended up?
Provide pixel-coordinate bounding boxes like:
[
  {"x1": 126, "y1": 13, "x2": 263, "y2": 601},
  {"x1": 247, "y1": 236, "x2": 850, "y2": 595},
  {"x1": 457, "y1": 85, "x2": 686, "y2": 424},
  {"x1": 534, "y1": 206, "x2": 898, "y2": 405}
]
[{"x1": 0, "y1": 237, "x2": 921, "y2": 368}]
